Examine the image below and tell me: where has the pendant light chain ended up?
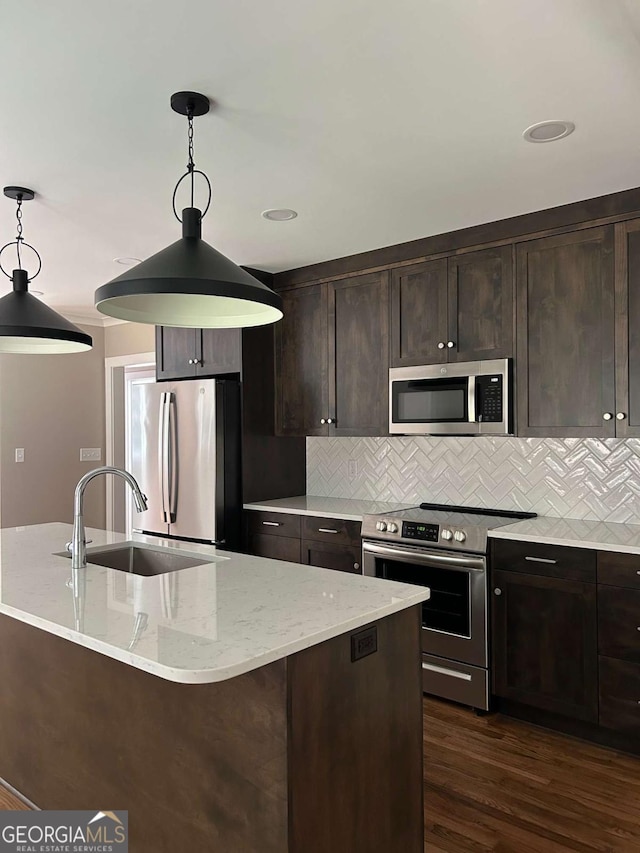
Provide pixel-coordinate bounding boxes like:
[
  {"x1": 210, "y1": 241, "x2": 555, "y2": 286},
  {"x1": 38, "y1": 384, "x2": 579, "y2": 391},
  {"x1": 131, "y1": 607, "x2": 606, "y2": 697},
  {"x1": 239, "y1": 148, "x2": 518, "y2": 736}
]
[
  {"x1": 15, "y1": 194, "x2": 23, "y2": 271},
  {"x1": 171, "y1": 106, "x2": 212, "y2": 223}
]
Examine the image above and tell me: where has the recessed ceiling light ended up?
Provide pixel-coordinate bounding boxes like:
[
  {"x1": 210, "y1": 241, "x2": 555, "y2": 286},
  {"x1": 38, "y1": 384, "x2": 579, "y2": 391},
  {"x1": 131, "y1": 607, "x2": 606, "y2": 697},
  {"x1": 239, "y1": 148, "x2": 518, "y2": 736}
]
[
  {"x1": 261, "y1": 209, "x2": 298, "y2": 221},
  {"x1": 113, "y1": 257, "x2": 142, "y2": 266},
  {"x1": 523, "y1": 121, "x2": 575, "y2": 143}
]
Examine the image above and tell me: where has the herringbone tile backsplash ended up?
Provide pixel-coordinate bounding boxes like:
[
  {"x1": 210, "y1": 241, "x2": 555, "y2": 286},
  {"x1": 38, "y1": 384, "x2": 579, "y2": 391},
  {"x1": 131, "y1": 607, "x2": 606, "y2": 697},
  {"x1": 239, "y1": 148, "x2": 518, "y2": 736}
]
[{"x1": 306, "y1": 437, "x2": 640, "y2": 523}]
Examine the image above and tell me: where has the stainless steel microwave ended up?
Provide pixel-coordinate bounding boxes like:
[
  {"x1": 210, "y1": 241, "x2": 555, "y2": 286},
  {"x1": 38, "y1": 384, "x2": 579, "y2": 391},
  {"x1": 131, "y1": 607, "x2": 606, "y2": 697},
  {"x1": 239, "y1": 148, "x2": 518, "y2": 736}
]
[{"x1": 389, "y1": 358, "x2": 513, "y2": 435}]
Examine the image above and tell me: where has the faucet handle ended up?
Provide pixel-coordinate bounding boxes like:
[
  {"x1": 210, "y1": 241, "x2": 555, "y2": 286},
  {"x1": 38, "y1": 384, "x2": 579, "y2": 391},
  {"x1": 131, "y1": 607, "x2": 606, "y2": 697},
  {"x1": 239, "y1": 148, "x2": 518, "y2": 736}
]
[
  {"x1": 85, "y1": 539, "x2": 93, "y2": 546},
  {"x1": 65, "y1": 541, "x2": 73, "y2": 553}
]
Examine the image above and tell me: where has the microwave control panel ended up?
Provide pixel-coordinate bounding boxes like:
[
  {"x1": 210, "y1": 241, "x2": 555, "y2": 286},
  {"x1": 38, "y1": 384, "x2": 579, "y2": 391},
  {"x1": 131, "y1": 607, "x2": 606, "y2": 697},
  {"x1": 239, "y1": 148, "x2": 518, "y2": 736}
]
[
  {"x1": 477, "y1": 374, "x2": 503, "y2": 423},
  {"x1": 402, "y1": 521, "x2": 439, "y2": 542}
]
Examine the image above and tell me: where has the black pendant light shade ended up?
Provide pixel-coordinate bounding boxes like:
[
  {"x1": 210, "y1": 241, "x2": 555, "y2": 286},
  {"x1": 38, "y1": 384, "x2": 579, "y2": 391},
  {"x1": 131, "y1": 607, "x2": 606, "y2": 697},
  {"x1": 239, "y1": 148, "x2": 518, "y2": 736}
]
[
  {"x1": 95, "y1": 92, "x2": 283, "y2": 329},
  {"x1": 0, "y1": 269, "x2": 92, "y2": 353},
  {"x1": 0, "y1": 188, "x2": 92, "y2": 354},
  {"x1": 95, "y1": 208, "x2": 282, "y2": 327}
]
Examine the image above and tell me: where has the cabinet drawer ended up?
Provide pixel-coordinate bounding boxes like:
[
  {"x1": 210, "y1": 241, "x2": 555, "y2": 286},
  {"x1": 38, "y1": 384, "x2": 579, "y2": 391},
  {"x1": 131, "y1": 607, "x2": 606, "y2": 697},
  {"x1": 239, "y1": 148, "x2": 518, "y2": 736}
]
[
  {"x1": 598, "y1": 551, "x2": 640, "y2": 590},
  {"x1": 302, "y1": 540, "x2": 362, "y2": 574},
  {"x1": 247, "y1": 533, "x2": 301, "y2": 563},
  {"x1": 246, "y1": 510, "x2": 301, "y2": 539},
  {"x1": 598, "y1": 585, "x2": 640, "y2": 663},
  {"x1": 599, "y1": 656, "x2": 640, "y2": 734},
  {"x1": 302, "y1": 515, "x2": 361, "y2": 546},
  {"x1": 491, "y1": 539, "x2": 596, "y2": 582}
]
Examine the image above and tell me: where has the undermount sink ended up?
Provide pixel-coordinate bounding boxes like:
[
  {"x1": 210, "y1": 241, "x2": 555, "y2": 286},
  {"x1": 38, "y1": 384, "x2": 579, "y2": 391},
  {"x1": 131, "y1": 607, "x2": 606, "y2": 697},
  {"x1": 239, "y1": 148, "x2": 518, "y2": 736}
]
[{"x1": 55, "y1": 544, "x2": 210, "y2": 576}]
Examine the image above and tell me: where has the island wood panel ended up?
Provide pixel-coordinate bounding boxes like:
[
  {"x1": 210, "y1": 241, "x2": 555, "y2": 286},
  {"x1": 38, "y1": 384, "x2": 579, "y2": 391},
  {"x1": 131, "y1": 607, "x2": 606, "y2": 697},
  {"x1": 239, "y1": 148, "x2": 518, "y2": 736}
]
[
  {"x1": 390, "y1": 259, "x2": 448, "y2": 366},
  {"x1": 0, "y1": 614, "x2": 288, "y2": 853},
  {"x1": 614, "y1": 218, "x2": 640, "y2": 437},
  {"x1": 0, "y1": 607, "x2": 423, "y2": 853},
  {"x1": 289, "y1": 606, "x2": 423, "y2": 853},
  {"x1": 275, "y1": 283, "x2": 329, "y2": 436},
  {"x1": 447, "y1": 245, "x2": 513, "y2": 363},
  {"x1": 328, "y1": 271, "x2": 390, "y2": 436},
  {"x1": 516, "y1": 226, "x2": 616, "y2": 436}
]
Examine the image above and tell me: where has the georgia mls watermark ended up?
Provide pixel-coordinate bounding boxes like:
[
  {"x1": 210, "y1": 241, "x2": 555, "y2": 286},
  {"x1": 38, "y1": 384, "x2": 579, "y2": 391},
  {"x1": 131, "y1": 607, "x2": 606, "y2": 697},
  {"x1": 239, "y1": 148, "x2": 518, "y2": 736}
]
[{"x1": 0, "y1": 811, "x2": 128, "y2": 853}]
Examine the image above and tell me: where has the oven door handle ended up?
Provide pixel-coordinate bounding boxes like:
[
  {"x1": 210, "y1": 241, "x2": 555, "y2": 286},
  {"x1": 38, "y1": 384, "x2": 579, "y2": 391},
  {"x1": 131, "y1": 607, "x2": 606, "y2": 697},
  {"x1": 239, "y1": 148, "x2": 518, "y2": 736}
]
[{"x1": 362, "y1": 541, "x2": 485, "y2": 572}]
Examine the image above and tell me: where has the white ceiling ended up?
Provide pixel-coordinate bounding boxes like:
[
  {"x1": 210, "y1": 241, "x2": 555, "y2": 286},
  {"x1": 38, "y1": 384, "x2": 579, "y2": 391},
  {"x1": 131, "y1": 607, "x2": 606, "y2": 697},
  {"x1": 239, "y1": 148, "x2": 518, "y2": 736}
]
[{"x1": 2, "y1": 0, "x2": 640, "y2": 322}]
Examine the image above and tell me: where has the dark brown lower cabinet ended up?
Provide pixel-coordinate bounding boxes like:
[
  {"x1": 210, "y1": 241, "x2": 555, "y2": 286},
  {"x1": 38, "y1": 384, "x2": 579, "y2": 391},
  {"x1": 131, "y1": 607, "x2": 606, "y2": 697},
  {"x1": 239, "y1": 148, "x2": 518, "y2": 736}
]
[
  {"x1": 599, "y1": 656, "x2": 640, "y2": 735},
  {"x1": 492, "y1": 568, "x2": 598, "y2": 722},
  {"x1": 301, "y1": 539, "x2": 361, "y2": 574},
  {"x1": 244, "y1": 510, "x2": 363, "y2": 574}
]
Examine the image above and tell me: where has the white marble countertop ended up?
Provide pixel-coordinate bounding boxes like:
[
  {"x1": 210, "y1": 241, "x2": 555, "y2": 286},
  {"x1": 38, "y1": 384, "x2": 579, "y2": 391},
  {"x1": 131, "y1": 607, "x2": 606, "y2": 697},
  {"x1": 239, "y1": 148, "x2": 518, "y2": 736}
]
[
  {"x1": 489, "y1": 516, "x2": 640, "y2": 555},
  {"x1": 243, "y1": 495, "x2": 414, "y2": 521},
  {"x1": 0, "y1": 523, "x2": 429, "y2": 685}
]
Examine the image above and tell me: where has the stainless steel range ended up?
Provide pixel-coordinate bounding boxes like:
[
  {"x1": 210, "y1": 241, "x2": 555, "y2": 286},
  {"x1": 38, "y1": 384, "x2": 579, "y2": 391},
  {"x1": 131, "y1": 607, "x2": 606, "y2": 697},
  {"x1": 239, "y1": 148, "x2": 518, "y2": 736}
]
[{"x1": 361, "y1": 502, "x2": 536, "y2": 711}]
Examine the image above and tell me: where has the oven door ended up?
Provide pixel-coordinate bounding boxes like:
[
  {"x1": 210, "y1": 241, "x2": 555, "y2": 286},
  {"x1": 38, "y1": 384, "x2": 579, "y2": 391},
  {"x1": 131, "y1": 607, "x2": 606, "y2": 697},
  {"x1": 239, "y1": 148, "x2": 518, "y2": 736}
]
[{"x1": 362, "y1": 540, "x2": 487, "y2": 668}]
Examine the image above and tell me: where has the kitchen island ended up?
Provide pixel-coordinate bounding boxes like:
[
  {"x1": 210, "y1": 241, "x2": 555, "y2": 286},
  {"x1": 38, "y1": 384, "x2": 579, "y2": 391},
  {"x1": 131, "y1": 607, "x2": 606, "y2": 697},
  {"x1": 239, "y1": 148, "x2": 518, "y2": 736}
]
[{"x1": 0, "y1": 523, "x2": 428, "y2": 853}]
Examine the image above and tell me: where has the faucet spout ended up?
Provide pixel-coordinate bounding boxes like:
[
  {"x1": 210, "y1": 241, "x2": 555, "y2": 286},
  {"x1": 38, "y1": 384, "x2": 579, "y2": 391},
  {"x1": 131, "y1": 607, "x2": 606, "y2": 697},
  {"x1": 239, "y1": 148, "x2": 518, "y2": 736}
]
[{"x1": 69, "y1": 466, "x2": 148, "y2": 570}]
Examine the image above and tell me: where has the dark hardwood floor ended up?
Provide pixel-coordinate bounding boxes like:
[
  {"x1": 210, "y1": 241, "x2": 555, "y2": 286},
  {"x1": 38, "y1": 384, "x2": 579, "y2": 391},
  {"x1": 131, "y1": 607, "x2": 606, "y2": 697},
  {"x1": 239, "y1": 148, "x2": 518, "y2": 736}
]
[
  {"x1": 424, "y1": 696, "x2": 640, "y2": 852},
  {"x1": 2, "y1": 696, "x2": 640, "y2": 851}
]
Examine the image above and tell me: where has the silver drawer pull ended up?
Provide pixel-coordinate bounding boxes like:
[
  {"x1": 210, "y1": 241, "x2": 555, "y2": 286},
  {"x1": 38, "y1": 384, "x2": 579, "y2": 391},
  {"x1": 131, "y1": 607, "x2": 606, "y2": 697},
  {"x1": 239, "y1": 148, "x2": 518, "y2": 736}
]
[
  {"x1": 422, "y1": 662, "x2": 472, "y2": 682},
  {"x1": 318, "y1": 527, "x2": 338, "y2": 534},
  {"x1": 636, "y1": 571, "x2": 640, "y2": 576},
  {"x1": 525, "y1": 556, "x2": 557, "y2": 565},
  {"x1": 262, "y1": 521, "x2": 282, "y2": 527}
]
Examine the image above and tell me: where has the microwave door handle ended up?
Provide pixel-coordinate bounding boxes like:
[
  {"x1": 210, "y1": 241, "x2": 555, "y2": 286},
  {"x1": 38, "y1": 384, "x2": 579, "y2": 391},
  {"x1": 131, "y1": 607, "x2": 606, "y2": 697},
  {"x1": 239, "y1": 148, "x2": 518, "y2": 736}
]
[{"x1": 468, "y1": 378, "x2": 476, "y2": 423}]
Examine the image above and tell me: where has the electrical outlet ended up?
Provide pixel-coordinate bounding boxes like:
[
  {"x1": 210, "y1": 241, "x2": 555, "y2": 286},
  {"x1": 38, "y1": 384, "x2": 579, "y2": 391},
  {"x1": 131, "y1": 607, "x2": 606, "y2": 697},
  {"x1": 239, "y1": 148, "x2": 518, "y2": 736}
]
[
  {"x1": 14, "y1": 448, "x2": 24, "y2": 463},
  {"x1": 348, "y1": 459, "x2": 358, "y2": 481},
  {"x1": 80, "y1": 447, "x2": 102, "y2": 462}
]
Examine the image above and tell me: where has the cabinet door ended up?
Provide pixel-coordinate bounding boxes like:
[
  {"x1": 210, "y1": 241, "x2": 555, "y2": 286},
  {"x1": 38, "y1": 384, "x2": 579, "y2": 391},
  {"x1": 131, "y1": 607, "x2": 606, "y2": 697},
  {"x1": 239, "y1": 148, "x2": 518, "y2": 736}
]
[
  {"x1": 197, "y1": 328, "x2": 242, "y2": 377},
  {"x1": 275, "y1": 285, "x2": 328, "y2": 437},
  {"x1": 492, "y1": 569, "x2": 598, "y2": 722},
  {"x1": 301, "y1": 540, "x2": 362, "y2": 574},
  {"x1": 155, "y1": 326, "x2": 198, "y2": 380},
  {"x1": 516, "y1": 227, "x2": 615, "y2": 436},
  {"x1": 247, "y1": 533, "x2": 301, "y2": 563},
  {"x1": 447, "y1": 246, "x2": 513, "y2": 362},
  {"x1": 390, "y1": 259, "x2": 448, "y2": 366},
  {"x1": 329, "y1": 272, "x2": 390, "y2": 436},
  {"x1": 614, "y1": 219, "x2": 640, "y2": 437}
]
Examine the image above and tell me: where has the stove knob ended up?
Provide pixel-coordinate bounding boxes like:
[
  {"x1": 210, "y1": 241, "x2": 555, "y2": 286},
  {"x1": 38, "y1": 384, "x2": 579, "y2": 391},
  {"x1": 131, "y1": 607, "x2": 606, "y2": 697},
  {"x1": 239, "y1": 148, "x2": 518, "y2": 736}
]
[
  {"x1": 376, "y1": 521, "x2": 388, "y2": 532},
  {"x1": 454, "y1": 530, "x2": 466, "y2": 543},
  {"x1": 441, "y1": 528, "x2": 453, "y2": 541},
  {"x1": 387, "y1": 522, "x2": 398, "y2": 534}
]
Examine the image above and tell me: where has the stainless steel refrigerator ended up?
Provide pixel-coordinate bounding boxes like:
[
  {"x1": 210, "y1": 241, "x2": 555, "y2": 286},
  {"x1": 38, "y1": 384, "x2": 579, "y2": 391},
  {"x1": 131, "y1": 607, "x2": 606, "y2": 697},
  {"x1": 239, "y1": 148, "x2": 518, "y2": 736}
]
[{"x1": 128, "y1": 378, "x2": 241, "y2": 548}]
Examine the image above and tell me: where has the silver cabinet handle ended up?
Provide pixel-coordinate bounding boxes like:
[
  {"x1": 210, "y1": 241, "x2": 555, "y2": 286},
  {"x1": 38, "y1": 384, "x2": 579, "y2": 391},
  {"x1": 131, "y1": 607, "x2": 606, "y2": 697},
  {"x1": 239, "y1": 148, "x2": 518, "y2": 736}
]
[
  {"x1": 447, "y1": 341, "x2": 455, "y2": 348},
  {"x1": 603, "y1": 412, "x2": 613, "y2": 420},
  {"x1": 525, "y1": 556, "x2": 556, "y2": 564},
  {"x1": 494, "y1": 588, "x2": 502, "y2": 596},
  {"x1": 636, "y1": 571, "x2": 640, "y2": 576},
  {"x1": 320, "y1": 418, "x2": 326, "y2": 424},
  {"x1": 617, "y1": 412, "x2": 627, "y2": 420},
  {"x1": 437, "y1": 342, "x2": 445, "y2": 349},
  {"x1": 353, "y1": 562, "x2": 360, "y2": 570},
  {"x1": 327, "y1": 418, "x2": 334, "y2": 424},
  {"x1": 422, "y1": 662, "x2": 472, "y2": 681},
  {"x1": 262, "y1": 521, "x2": 282, "y2": 527},
  {"x1": 318, "y1": 528, "x2": 338, "y2": 534}
]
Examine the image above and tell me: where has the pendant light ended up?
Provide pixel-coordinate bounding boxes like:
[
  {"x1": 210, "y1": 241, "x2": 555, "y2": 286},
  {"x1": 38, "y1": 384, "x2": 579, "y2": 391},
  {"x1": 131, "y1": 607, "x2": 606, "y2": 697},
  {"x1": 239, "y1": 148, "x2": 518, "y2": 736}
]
[
  {"x1": 0, "y1": 187, "x2": 92, "y2": 353},
  {"x1": 95, "y1": 92, "x2": 283, "y2": 328}
]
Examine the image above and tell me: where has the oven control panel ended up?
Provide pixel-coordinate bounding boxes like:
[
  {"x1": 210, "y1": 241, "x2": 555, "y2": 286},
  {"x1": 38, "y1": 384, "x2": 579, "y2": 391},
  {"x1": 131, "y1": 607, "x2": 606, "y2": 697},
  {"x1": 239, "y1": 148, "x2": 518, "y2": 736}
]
[{"x1": 401, "y1": 521, "x2": 439, "y2": 542}]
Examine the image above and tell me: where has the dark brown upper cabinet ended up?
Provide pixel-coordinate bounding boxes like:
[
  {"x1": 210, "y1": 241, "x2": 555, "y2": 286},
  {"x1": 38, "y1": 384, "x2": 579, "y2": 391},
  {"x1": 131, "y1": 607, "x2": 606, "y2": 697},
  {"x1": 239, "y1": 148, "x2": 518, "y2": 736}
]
[
  {"x1": 275, "y1": 284, "x2": 329, "y2": 437},
  {"x1": 390, "y1": 246, "x2": 513, "y2": 367},
  {"x1": 614, "y1": 219, "x2": 640, "y2": 437},
  {"x1": 276, "y1": 272, "x2": 389, "y2": 437},
  {"x1": 156, "y1": 326, "x2": 242, "y2": 381},
  {"x1": 516, "y1": 227, "x2": 616, "y2": 437}
]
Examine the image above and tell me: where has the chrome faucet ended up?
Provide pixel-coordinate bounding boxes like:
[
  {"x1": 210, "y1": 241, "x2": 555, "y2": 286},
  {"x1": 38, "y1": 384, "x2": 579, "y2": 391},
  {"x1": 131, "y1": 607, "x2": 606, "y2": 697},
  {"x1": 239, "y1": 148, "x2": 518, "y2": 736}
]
[{"x1": 68, "y1": 466, "x2": 148, "y2": 569}]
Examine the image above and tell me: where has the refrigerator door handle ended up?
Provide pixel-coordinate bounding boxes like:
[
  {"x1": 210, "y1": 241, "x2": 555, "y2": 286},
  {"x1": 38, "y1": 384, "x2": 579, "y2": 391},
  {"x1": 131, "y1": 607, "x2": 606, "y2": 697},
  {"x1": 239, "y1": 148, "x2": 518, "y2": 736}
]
[
  {"x1": 160, "y1": 392, "x2": 171, "y2": 523},
  {"x1": 167, "y1": 393, "x2": 177, "y2": 523}
]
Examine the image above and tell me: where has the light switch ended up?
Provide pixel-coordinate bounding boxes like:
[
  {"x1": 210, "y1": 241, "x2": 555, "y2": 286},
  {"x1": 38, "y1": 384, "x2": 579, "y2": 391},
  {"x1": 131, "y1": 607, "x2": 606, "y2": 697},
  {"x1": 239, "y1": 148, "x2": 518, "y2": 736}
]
[
  {"x1": 80, "y1": 448, "x2": 102, "y2": 462},
  {"x1": 15, "y1": 448, "x2": 24, "y2": 463}
]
